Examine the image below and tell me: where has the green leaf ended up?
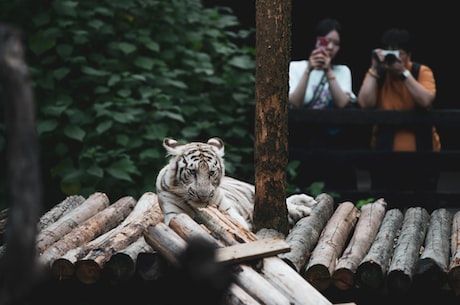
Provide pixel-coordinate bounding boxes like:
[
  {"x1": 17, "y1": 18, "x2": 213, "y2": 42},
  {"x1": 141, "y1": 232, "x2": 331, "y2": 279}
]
[
  {"x1": 118, "y1": 42, "x2": 137, "y2": 54},
  {"x1": 96, "y1": 121, "x2": 112, "y2": 134},
  {"x1": 37, "y1": 120, "x2": 59, "y2": 134},
  {"x1": 139, "y1": 148, "x2": 161, "y2": 160},
  {"x1": 64, "y1": 125, "x2": 86, "y2": 141},
  {"x1": 134, "y1": 57, "x2": 155, "y2": 70},
  {"x1": 53, "y1": 67, "x2": 71, "y2": 80},
  {"x1": 106, "y1": 168, "x2": 133, "y2": 182},
  {"x1": 82, "y1": 66, "x2": 109, "y2": 77},
  {"x1": 87, "y1": 166, "x2": 104, "y2": 178},
  {"x1": 29, "y1": 31, "x2": 55, "y2": 56}
]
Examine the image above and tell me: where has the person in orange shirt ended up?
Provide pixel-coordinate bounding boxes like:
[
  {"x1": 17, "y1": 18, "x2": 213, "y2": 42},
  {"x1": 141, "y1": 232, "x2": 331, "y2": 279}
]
[
  {"x1": 358, "y1": 28, "x2": 440, "y2": 151},
  {"x1": 358, "y1": 28, "x2": 441, "y2": 191}
]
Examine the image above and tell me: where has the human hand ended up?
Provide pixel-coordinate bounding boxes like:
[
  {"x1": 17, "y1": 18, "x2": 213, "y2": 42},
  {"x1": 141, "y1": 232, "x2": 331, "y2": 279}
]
[{"x1": 309, "y1": 48, "x2": 331, "y2": 71}]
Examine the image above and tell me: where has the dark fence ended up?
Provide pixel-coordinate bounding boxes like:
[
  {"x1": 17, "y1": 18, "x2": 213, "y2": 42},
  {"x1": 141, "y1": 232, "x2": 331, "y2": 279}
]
[{"x1": 288, "y1": 108, "x2": 460, "y2": 210}]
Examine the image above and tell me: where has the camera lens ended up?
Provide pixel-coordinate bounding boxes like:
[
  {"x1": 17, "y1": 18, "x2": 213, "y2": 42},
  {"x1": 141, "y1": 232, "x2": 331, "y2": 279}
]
[{"x1": 384, "y1": 54, "x2": 397, "y2": 65}]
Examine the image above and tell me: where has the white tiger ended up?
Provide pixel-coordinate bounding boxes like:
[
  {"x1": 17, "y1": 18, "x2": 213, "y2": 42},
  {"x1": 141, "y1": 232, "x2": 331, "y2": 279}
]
[{"x1": 155, "y1": 137, "x2": 317, "y2": 231}]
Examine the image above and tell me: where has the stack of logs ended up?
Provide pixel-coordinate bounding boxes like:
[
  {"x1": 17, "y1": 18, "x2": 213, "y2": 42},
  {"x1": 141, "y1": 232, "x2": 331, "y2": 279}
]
[{"x1": 1, "y1": 191, "x2": 460, "y2": 304}]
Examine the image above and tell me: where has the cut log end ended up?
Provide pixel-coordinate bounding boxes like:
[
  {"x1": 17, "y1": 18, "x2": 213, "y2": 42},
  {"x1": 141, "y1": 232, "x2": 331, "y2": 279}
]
[
  {"x1": 51, "y1": 258, "x2": 74, "y2": 281},
  {"x1": 355, "y1": 261, "x2": 385, "y2": 290},
  {"x1": 332, "y1": 268, "x2": 355, "y2": 290},
  {"x1": 303, "y1": 264, "x2": 331, "y2": 291},
  {"x1": 448, "y1": 266, "x2": 460, "y2": 296},
  {"x1": 75, "y1": 259, "x2": 102, "y2": 284},
  {"x1": 413, "y1": 257, "x2": 448, "y2": 291},
  {"x1": 386, "y1": 270, "x2": 412, "y2": 295}
]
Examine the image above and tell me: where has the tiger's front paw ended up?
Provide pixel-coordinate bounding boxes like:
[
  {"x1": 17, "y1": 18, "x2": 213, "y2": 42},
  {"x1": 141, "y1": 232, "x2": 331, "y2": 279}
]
[{"x1": 286, "y1": 193, "x2": 317, "y2": 225}]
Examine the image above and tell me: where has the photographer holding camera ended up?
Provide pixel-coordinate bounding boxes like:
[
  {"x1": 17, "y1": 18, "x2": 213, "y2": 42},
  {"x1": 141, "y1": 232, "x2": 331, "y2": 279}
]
[
  {"x1": 358, "y1": 27, "x2": 441, "y2": 152},
  {"x1": 357, "y1": 28, "x2": 441, "y2": 192}
]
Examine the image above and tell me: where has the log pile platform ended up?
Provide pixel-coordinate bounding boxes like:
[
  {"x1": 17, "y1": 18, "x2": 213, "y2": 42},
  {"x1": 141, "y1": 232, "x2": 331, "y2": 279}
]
[{"x1": 1, "y1": 192, "x2": 460, "y2": 305}]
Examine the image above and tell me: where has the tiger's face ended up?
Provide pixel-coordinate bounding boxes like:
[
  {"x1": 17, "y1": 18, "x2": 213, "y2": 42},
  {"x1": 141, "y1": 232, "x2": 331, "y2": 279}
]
[{"x1": 163, "y1": 137, "x2": 225, "y2": 208}]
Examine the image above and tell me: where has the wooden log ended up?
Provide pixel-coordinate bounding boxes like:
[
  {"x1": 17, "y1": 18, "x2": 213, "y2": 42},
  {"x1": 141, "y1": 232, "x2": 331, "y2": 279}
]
[
  {"x1": 36, "y1": 192, "x2": 110, "y2": 253},
  {"x1": 39, "y1": 196, "x2": 136, "y2": 266},
  {"x1": 303, "y1": 201, "x2": 359, "y2": 292},
  {"x1": 144, "y1": 222, "x2": 187, "y2": 268},
  {"x1": 145, "y1": 221, "x2": 278, "y2": 305},
  {"x1": 169, "y1": 212, "x2": 290, "y2": 264},
  {"x1": 232, "y1": 263, "x2": 292, "y2": 305},
  {"x1": 224, "y1": 283, "x2": 262, "y2": 305},
  {"x1": 136, "y1": 250, "x2": 170, "y2": 281},
  {"x1": 51, "y1": 191, "x2": 160, "y2": 281},
  {"x1": 279, "y1": 193, "x2": 335, "y2": 272},
  {"x1": 332, "y1": 198, "x2": 387, "y2": 290},
  {"x1": 217, "y1": 238, "x2": 290, "y2": 265},
  {"x1": 103, "y1": 235, "x2": 154, "y2": 284},
  {"x1": 0, "y1": 195, "x2": 85, "y2": 258},
  {"x1": 189, "y1": 208, "x2": 333, "y2": 305},
  {"x1": 73, "y1": 192, "x2": 163, "y2": 284},
  {"x1": 386, "y1": 207, "x2": 430, "y2": 295},
  {"x1": 38, "y1": 195, "x2": 85, "y2": 231},
  {"x1": 413, "y1": 208, "x2": 452, "y2": 291},
  {"x1": 355, "y1": 208, "x2": 404, "y2": 290},
  {"x1": 448, "y1": 210, "x2": 460, "y2": 295}
]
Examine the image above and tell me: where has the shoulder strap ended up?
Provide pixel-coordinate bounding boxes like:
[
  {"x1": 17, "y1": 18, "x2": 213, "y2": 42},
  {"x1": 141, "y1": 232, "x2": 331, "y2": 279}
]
[{"x1": 410, "y1": 62, "x2": 421, "y2": 80}]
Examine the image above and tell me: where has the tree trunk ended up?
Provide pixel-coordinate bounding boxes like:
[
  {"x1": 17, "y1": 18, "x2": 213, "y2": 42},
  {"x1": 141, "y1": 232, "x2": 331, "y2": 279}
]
[
  {"x1": 279, "y1": 193, "x2": 334, "y2": 272},
  {"x1": 413, "y1": 208, "x2": 452, "y2": 291},
  {"x1": 448, "y1": 210, "x2": 460, "y2": 295},
  {"x1": 355, "y1": 208, "x2": 404, "y2": 290},
  {"x1": 332, "y1": 198, "x2": 387, "y2": 290},
  {"x1": 253, "y1": 0, "x2": 291, "y2": 234},
  {"x1": 386, "y1": 207, "x2": 430, "y2": 295},
  {"x1": 0, "y1": 24, "x2": 43, "y2": 305},
  {"x1": 303, "y1": 201, "x2": 359, "y2": 291}
]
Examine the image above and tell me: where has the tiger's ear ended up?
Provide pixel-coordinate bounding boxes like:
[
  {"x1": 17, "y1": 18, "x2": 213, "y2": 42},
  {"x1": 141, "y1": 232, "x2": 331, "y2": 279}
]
[
  {"x1": 163, "y1": 138, "x2": 183, "y2": 156},
  {"x1": 207, "y1": 137, "x2": 224, "y2": 156}
]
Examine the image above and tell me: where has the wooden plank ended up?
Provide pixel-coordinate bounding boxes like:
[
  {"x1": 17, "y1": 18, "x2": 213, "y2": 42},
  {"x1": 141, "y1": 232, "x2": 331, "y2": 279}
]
[{"x1": 216, "y1": 238, "x2": 290, "y2": 264}]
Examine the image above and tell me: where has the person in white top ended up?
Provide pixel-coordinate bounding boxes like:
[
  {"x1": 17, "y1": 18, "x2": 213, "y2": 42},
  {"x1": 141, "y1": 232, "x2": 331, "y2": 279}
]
[
  {"x1": 288, "y1": 18, "x2": 358, "y2": 190},
  {"x1": 289, "y1": 18, "x2": 356, "y2": 109}
]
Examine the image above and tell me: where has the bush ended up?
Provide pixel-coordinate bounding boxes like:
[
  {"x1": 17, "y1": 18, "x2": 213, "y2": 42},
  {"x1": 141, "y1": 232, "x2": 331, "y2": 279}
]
[{"x1": 0, "y1": 0, "x2": 255, "y2": 208}]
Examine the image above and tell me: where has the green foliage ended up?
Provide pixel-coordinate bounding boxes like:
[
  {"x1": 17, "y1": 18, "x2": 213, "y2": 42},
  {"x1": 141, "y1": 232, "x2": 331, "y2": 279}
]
[
  {"x1": 0, "y1": 0, "x2": 255, "y2": 206},
  {"x1": 356, "y1": 197, "x2": 375, "y2": 209}
]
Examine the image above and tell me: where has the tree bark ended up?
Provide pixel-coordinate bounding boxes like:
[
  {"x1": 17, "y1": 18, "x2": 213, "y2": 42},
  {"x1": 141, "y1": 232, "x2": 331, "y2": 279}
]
[
  {"x1": 332, "y1": 198, "x2": 387, "y2": 290},
  {"x1": 448, "y1": 210, "x2": 460, "y2": 295},
  {"x1": 36, "y1": 192, "x2": 110, "y2": 253},
  {"x1": 253, "y1": 0, "x2": 291, "y2": 234},
  {"x1": 279, "y1": 193, "x2": 334, "y2": 272},
  {"x1": 0, "y1": 24, "x2": 43, "y2": 305},
  {"x1": 303, "y1": 201, "x2": 359, "y2": 291},
  {"x1": 39, "y1": 196, "x2": 136, "y2": 266},
  {"x1": 413, "y1": 208, "x2": 452, "y2": 291},
  {"x1": 38, "y1": 195, "x2": 85, "y2": 231},
  {"x1": 386, "y1": 207, "x2": 430, "y2": 295},
  {"x1": 355, "y1": 208, "x2": 404, "y2": 290}
]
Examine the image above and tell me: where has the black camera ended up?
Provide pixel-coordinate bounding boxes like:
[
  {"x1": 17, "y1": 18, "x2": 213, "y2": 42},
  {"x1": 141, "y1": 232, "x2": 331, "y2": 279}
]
[{"x1": 373, "y1": 50, "x2": 400, "y2": 65}]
